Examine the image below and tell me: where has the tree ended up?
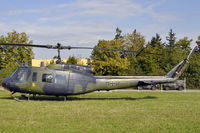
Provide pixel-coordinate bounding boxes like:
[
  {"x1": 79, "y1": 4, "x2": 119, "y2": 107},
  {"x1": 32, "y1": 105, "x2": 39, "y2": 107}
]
[
  {"x1": 91, "y1": 40, "x2": 129, "y2": 76},
  {"x1": 138, "y1": 33, "x2": 165, "y2": 75},
  {"x1": 175, "y1": 37, "x2": 192, "y2": 54},
  {"x1": 66, "y1": 56, "x2": 78, "y2": 65},
  {"x1": 163, "y1": 36, "x2": 192, "y2": 73},
  {"x1": 0, "y1": 30, "x2": 34, "y2": 84},
  {"x1": 122, "y1": 29, "x2": 146, "y2": 58},
  {"x1": 148, "y1": 33, "x2": 165, "y2": 49},
  {"x1": 181, "y1": 36, "x2": 200, "y2": 89},
  {"x1": 122, "y1": 30, "x2": 146, "y2": 75},
  {"x1": 162, "y1": 29, "x2": 178, "y2": 73},
  {"x1": 183, "y1": 51, "x2": 200, "y2": 89},
  {"x1": 166, "y1": 29, "x2": 176, "y2": 48},
  {"x1": 114, "y1": 27, "x2": 123, "y2": 41},
  {"x1": 0, "y1": 30, "x2": 34, "y2": 68}
]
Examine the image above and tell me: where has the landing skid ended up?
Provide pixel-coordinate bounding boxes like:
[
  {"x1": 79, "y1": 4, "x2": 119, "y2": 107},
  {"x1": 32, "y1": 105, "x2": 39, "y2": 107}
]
[
  {"x1": 4, "y1": 89, "x2": 21, "y2": 102},
  {"x1": 21, "y1": 94, "x2": 28, "y2": 99},
  {"x1": 10, "y1": 92, "x2": 21, "y2": 102}
]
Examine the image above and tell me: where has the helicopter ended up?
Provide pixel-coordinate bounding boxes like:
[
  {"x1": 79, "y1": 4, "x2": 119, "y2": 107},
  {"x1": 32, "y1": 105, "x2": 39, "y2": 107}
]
[{"x1": 1, "y1": 40, "x2": 200, "y2": 101}]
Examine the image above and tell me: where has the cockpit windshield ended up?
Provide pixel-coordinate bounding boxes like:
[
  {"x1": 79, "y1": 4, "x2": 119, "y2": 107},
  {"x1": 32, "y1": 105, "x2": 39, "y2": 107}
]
[{"x1": 10, "y1": 68, "x2": 29, "y2": 82}]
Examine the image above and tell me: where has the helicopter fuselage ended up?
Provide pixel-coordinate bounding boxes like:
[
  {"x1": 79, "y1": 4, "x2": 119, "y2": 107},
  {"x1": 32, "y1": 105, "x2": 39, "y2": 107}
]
[{"x1": 2, "y1": 65, "x2": 175, "y2": 96}]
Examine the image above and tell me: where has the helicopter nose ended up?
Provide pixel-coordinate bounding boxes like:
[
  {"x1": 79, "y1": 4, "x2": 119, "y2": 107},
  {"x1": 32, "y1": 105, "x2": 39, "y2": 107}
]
[{"x1": 2, "y1": 77, "x2": 10, "y2": 90}]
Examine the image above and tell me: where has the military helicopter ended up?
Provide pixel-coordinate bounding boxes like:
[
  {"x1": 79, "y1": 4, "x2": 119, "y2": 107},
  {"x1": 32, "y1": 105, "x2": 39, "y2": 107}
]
[{"x1": 1, "y1": 40, "x2": 200, "y2": 101}]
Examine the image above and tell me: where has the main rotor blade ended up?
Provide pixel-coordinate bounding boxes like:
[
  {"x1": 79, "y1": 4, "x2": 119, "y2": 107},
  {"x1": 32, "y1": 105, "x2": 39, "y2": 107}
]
[
  {"x1": 0, "y1": 43, "x2": 54, "y2": 48},
  {"x1": 0, "y1": 43, "x2": 162, "y2": 55},
  {"x1": 0, "y1": 43, "x2": 137, "y2": 52},
  {"x1": 69, "y1": 46, "x2": 135, "y2": 52},
  {"x1": 0, "y1": 43, "x2": 93, "y2": 50},
  {"x1": 70, "y1": 46, "x2": 162, "y2": 55}
]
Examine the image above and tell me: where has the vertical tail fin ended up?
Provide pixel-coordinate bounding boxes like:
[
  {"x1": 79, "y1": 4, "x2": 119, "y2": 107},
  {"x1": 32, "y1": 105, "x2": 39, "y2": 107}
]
[
  {"x1": 166, "y1": 40, "x2": 200, "y2": 78},
  {"x1": 165, "y1": 60, "x2": 187, "y2": 79}
]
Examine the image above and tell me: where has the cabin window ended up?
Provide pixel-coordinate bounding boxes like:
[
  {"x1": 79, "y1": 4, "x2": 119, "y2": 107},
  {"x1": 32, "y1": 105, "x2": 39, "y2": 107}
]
[
  {"x1": 55, "y1": 74, "x2": 66, "y2": 84},
  {"x1": 42, "y1": 74, "x2": 53, "y2": 83},
  {"x1": 32, "y1": 72, "x2": 37, "y2": 82}
]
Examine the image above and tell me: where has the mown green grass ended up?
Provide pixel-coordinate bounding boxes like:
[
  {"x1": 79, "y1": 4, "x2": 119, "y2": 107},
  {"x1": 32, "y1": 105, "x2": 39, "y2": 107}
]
[{"x1": 0, "y1": 90, "x2": 200, "y2": 133}]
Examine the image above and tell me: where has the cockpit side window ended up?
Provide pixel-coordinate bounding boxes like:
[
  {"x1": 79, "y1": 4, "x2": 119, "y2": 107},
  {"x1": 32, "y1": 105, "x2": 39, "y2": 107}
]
[
  {"x1": 17, "y1": 70, "x2": 27, "y2": 81},
  {"x1": 11, "y1": 68, "x2": 28, "y2": 82}
]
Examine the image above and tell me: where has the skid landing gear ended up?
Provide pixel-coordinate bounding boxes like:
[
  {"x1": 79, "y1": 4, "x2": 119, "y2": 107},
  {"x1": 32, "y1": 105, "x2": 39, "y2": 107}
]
[
  {"x1": 33, "y1": 94, "x2": 36, "y2": 99},
  {"x1": 3, "y1": 88, "x2": 21, "y2": 101},
  {"x1": 21, "y1": 94, "x2": 36, "y2": 101},
  {"x1": 25, "y1": 94, "x2": 31, "y2": 101},
  {"x1": 10, "y1": 92, "x2": 21, "y2": 102},
  {"x1": 64, "y1": 96, "x2": 68, "y2": 101},
  {"x1": 21, "y1": 94, "x2": 28, "y2": 99}
]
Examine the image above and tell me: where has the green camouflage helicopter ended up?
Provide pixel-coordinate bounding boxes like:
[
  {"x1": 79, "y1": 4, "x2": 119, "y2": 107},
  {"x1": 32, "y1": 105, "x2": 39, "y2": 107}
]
[{"x1": 1, "y1": 40, "x2": 200, "y2": 100}]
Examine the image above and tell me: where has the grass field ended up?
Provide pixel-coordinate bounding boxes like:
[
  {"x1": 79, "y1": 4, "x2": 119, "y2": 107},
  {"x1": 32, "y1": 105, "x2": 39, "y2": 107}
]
[{"x1": 0, "y1": 90, "x2": 200, "y2": 133}]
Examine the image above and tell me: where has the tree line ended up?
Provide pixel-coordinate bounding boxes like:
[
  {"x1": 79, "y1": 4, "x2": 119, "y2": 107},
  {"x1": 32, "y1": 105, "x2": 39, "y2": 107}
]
[
  {"x1": 91, "y1": 28, "x2": 200, "y2": 89},
  {"x1": 0, "y1": 30, "x2": 200, "y2": 89}
]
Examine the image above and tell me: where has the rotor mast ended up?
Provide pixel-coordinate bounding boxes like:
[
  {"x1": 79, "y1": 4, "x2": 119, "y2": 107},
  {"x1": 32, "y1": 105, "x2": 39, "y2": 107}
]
[{"x1": 56, "y1": 43, "x2": 62, "y2": 64}]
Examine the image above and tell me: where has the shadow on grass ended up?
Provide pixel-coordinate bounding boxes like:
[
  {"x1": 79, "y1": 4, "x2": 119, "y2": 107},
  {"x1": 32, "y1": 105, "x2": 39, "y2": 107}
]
[
  {"x1": 0, "y1": 95, "x2": 157, "y2": 101},
  {"x1": 67, "y1": 96, "x2": 157, "y2": 101}
]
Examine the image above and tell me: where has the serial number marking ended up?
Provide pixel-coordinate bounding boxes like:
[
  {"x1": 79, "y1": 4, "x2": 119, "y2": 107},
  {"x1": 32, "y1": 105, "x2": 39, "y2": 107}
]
[{"x1": 106, "y1": 81, "x2": 120, "y2": 86}]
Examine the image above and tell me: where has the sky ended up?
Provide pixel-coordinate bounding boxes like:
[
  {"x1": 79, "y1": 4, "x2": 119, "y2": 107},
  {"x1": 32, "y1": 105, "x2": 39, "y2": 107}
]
[{"x1": 0, "y1": 0, "x2": 200, "y2": 59}]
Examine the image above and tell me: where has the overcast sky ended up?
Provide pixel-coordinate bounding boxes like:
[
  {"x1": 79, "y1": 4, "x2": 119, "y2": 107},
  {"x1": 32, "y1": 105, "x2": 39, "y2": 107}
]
[{"x1": 0, "y1": 0, "x2": 199, "y2": 59}]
